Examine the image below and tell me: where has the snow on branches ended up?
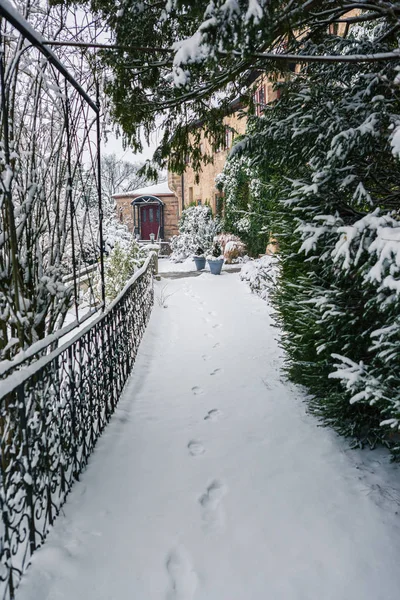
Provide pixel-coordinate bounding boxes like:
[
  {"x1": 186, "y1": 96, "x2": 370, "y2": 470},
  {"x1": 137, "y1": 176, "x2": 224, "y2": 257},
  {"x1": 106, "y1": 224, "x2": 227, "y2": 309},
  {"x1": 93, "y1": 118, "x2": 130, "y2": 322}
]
[
  {"x1": 170, "y1": 205, "x2": 221, "y2": 262},
  {"x1": 220, "y1": 29, "x2": 400, "y2": 452}
]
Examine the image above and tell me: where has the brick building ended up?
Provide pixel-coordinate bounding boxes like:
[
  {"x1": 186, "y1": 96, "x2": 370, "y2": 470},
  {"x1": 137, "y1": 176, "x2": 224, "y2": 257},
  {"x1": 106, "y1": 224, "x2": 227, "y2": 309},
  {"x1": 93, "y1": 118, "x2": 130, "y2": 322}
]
[
  {"x1": 112, "y1": 181, "x2": 179, "y2": 241},
  {"x1": 169, "y1": 108, "x2": 247, "y2": 218}
]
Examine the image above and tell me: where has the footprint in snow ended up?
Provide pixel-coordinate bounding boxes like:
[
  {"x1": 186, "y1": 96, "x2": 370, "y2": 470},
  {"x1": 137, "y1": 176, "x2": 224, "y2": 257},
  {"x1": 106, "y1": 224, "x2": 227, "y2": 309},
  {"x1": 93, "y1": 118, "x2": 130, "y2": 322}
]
[
  {"x1": 115, "y1": 413, "x2": 129, "y2": 424},
  {"x1": 165, "y1": 546, "x2": 198, "y2": 600},
  {"x1": 212, "y1": 342, "x2": 220, "y2": 349},
  {"x1": 192, "y1": 386, "x2": 204, "y2": 396},
  {"x1": 198, "y1": 480, "x2": 227, "y2": 532},
  {"x1": 188, "y1": 440, "x2": 205, "y2": 456},
  {"x1": 204, "y1": 409, "x2": 221, "y2": 421},
  {"x1": 208, "y1": 311, "x2": 217, "y2": 317},
  {"x1": 210, "y1": 368, "x2": 222, "y2": 376},
  {"x1": 199, "y1": 480, "x2": 226, "y2": 509},
  {"x1": 261, "y1": 377, "x2": 273, "y2": 390},
  {"x1": 202, "y1": 354, "x2": 210, "y2": 361},
  {"x1": 212, "y1": 323, "x2": 222, "y2": 329}
]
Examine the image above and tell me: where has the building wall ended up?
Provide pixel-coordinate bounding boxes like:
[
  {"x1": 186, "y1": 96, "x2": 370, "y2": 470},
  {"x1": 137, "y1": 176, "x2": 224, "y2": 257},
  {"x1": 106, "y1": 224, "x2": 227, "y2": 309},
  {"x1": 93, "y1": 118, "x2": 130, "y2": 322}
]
[
  {"x1": 181, "y1": 111, "x2": 247, "y2": 215},
  {"x1": 163, "y1": 195, "x2": 180, "y2": 239},
  {"x1": 175, "y1": 74, "x2": 279, "y2": 216},
  {"x1": 115, "y1": 196, "x2": 134, "y2": 231},
  {"x1": 168, "y1": 172, "x2": 184, "y2": 217}
]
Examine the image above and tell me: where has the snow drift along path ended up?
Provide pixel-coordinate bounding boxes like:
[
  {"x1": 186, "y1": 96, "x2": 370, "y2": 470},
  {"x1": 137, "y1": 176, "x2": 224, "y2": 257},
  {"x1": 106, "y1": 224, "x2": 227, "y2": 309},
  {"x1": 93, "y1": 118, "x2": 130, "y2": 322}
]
[{"x1": 18, "y1": 273, "x2": 400, "y2": 600}]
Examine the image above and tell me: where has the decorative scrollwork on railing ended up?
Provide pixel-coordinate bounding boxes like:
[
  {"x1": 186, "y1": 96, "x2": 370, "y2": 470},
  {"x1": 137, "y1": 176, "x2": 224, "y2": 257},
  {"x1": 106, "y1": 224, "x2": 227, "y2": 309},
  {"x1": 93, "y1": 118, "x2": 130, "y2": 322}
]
[{"x1": 0, "y1": 253, "x2": 157, "y2": 600}]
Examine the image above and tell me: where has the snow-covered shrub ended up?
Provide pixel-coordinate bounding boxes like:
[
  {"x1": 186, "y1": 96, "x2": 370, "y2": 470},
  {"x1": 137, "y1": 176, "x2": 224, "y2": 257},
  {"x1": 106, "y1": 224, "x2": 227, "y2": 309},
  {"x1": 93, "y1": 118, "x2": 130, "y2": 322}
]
[
  {"x1": 216, "y1": 233, "x2": 246, "y2": 263},
  {"x1": 139, "y1": 243, "x2": 160, "y2": 256},
  {"x1": 105, "y1": 240, "x2": 147, "y2": 301},
  {"x1": 170, "y1": 205, "x2": 221, "y2": 262},
  {"x1": 207, "y1": 240, "x2": 223, "y2": 260},
  {"x1": 240, "y1": 255, "x2": 279, "y2": 300},
  {"x1": 87, "y1": 240, "x2": 146, "y2": 305},
  {"x1": 103, "y1": 217, "x2": 133, "y2": 253}
]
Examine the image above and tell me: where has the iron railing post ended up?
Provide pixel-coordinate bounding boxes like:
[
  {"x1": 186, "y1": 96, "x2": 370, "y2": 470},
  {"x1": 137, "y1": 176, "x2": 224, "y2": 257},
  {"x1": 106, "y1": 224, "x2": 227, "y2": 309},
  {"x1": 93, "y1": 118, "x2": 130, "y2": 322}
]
[{"x1": 96, "y1": 79, "x2": 106, "y2": 309}]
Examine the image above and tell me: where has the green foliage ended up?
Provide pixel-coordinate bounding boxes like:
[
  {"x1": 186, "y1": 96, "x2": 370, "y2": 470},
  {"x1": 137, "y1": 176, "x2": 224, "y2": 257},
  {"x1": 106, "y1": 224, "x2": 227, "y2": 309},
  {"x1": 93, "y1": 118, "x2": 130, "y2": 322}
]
[
  {"x1": 210, "y1": 241, "x2": 222, "y2": 258},
  {"x1": 216, "y1": 146, "x2": 272, "y2": 256},
  {"x1": 53, "y1": 0, "x2": 400, "y2": 174},
  {"x1": 223, "y1": 32, "x2": 400, "y2": 453},
  {"x1": 104, "y1": 241, "x2": 145, "y2": 301}
]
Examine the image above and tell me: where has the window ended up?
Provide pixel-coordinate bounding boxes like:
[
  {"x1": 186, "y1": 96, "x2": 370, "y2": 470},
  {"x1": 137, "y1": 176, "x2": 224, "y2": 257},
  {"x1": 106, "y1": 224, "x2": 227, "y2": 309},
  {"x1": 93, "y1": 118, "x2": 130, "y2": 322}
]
[
  {"x1": 197, "y1": 199, "x2": 202, "y2": 206},
  {"x1": 119, "y1": 206, "x2": 123, "y2": 222},
  {"x1": 256, "y1": 85, "x2": 266, "y2": 116},
  {"x1": 189, "y1": 187, "x2": 193, "y2": 204},
  {"x1": 259, "y1": 85, "x2": 265, "y2": 106},
  {"x1": 225, "y1": 127, "x2": 231, "y2": 150},
  {"x1": 156, "y1": 207, "x2": 160, "y2": 223},
  {"x1": 216, "y1": 195, "x2": 224, "y2": 216},
  {"x1": 149, "y1": 208, "x2": 154, "y2": 222}
]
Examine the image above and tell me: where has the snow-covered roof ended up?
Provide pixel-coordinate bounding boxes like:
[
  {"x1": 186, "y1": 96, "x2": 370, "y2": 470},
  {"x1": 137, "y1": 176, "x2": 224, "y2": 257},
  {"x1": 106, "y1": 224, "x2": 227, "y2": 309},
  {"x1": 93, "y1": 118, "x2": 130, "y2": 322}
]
[{"x1": 112, "y1": 181, "x2": 174, "y2": 199}]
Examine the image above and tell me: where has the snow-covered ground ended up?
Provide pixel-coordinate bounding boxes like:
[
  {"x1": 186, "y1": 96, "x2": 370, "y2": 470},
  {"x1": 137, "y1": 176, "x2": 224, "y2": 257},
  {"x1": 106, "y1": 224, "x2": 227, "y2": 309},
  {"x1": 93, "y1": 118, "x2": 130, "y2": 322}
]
[
  {"x1": 18, "y1": 272, "x2": 400, "y2": 600},
  {"x1": 158, "y1": 256, "x2": 196, "y2": 273}
]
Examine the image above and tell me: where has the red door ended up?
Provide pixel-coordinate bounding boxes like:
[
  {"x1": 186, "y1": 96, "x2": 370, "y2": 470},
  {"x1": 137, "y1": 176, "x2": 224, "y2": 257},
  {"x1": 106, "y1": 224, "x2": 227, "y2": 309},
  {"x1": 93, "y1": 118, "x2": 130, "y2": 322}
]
[{"x1": 140, "y1": 205, "x2": 160, "y2": 240}]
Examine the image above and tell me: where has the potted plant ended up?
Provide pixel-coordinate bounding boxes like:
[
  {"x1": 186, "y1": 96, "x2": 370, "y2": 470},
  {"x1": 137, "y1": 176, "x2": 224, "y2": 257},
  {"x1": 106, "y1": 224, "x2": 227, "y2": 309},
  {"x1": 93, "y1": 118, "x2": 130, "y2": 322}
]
[
  {"x1": 193, "y1": 246, "x2": 206, "y2": 270},
  {"x1": 207, "y1": 241, "x2": 224, "y2": 275}
]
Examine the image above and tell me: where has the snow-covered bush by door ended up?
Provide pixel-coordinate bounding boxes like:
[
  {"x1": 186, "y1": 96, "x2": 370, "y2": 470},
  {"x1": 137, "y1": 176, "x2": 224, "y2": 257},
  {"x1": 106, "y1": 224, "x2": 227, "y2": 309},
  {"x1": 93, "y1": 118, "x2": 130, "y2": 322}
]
[
  {"x1": 240, "y1": 255, "x2": 279, "y2": 300},
  {"x1": 170, "y1": 205, "x2": 221, "y2": 262}
]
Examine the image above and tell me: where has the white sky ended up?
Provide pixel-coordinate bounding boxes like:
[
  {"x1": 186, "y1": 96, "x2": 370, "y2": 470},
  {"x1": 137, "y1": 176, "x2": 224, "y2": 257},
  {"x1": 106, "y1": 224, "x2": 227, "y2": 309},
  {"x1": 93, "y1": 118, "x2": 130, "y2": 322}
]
[{"x1": 103, "y1": 128, "x2": 161, "y2": 164}]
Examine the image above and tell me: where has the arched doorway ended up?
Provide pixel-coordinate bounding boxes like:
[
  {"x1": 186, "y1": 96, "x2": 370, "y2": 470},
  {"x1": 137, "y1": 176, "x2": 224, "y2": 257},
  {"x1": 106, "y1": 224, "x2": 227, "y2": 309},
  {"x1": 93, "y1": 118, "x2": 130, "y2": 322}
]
[{"x1": 131, "y1": 195, "x2": 165, "y2": 240}]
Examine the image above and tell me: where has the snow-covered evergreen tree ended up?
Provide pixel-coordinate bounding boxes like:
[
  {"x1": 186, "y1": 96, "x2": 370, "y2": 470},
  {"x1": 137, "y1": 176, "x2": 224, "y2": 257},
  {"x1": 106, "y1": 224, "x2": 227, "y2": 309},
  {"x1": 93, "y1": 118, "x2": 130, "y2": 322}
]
[
  {"x1": 224, "y1": 30, "x2": 400, "y2": 452},
  {"x1": 55, "y1": 0, "x2": 400, "y2": 174}
]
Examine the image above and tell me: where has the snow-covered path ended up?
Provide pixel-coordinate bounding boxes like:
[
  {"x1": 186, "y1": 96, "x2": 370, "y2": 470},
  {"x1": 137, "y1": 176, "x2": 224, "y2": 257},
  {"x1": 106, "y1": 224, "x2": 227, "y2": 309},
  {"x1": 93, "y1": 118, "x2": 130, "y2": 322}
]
[{"x1": 19, "y1": 273, "x2": 400, "y2": 600}]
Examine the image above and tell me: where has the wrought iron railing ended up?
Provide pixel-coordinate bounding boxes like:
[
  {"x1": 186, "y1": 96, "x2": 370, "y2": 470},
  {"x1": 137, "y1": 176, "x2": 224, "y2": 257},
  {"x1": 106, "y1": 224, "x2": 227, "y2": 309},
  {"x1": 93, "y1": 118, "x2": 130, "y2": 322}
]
[{"x1": 0, "y1": 252, "x2": 157, "y2": 600}]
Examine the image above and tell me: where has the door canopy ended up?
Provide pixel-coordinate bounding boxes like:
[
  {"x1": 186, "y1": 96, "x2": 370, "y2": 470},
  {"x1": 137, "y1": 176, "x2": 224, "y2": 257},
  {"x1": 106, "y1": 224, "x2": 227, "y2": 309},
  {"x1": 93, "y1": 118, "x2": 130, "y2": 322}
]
[{"x1": 131, "y1": 195, "x2": 165, "y2": 206}]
